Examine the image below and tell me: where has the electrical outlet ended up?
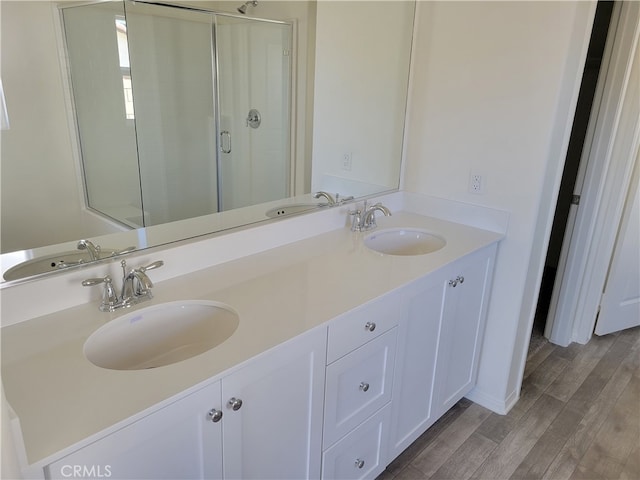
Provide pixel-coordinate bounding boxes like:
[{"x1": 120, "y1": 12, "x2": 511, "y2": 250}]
[
  {"x1": 469, "y1": 173, "x2": 484, "y2": 194},
  {"x1": 342, "y1": 152, "x2": 352, "y2": 171}
]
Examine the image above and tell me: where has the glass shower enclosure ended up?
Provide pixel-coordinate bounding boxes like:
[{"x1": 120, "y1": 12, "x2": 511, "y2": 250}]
[{"x1": 62, "y1": 1, "x2": 292, "y2": 228}]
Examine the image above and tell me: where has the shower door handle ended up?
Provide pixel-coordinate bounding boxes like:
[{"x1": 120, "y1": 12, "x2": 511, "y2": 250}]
[{"x1": 220, "y1": 130, "x2": 231, "y2": 154}]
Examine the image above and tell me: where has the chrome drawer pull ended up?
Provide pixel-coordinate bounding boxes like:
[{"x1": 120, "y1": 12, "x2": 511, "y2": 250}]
[
  {"x1": 364, "y1": 321, "x2": 376, "y2": 332},
  {"x1": 355, "y1": 459, "x2": 365, "y2": 469},
  {"x1": 359, "y1": 382, "x2": 370, "y2": 392}
]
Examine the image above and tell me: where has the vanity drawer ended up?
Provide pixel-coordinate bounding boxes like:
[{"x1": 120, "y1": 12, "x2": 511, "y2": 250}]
[
  {"x1": 321, "y1": 405, "x2": 391, "y2": 480},
  {"x1": 323, "y1": 328, "x2": 397, "y2": 448},
  {"x1": 327, "y1": 290, "x2": 401, "y2": 363}
]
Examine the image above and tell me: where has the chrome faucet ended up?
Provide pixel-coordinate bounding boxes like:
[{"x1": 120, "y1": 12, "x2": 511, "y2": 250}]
[
  {"x1": 82, "y1": 259, "x2": 164, "y2": 312},
  {"x1": 313, "y1": 191, "x2": 355, "y2": 206},
  {"x1": 77, "y1": 239, "x2": 101, "y2": 260},
  {"x1": 77, "y1": 240, "x2": 136, "y2": 262},
  {"x1": 349, "y1": 200, "x2": 392, "y2": 231},
  {"x1": 363, "y1": 202, "x2": 392, "y2": 229},
  {"x1": 313, "y1": 191, "x2": 336, "y2": 206},
  {"x1": 121, "y1": 260, "x2": 163, "y2": 304}
]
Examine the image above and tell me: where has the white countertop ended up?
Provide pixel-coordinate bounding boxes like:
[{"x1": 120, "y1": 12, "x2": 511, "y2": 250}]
[{"x1": 1, "y1": 212, "x2": 502, "y2": 467}]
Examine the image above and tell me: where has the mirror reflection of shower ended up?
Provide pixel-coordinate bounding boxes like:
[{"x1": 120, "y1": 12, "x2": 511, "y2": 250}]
[
  {"x1": 61, "y1": 1, "x2": 292, "y2": 229},
  {"x1": 237, "y1": 1, "x2": 258, "y2": 15}
]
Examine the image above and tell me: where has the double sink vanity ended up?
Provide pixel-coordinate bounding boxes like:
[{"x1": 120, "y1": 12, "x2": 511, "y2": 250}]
[
  {"x1": 3, "y1": 2, "x2": 506, "y2": 477},
  {"x1": 1, "y1": 198, "x2": 504, "y2": 479}
]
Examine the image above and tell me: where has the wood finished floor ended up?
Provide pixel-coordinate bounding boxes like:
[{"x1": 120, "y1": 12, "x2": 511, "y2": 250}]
[{"x1": 378, "y1": 326, "x2": 640, "y2": 480}]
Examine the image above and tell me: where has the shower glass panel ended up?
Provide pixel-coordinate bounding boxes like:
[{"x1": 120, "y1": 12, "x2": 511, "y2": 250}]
[
  {"x1": 62, "y1": 3, "x2": 144, "y2": 228},
  {"x1": 124, "y1": 2, "x2": 218, "y2": 227},
  {"x1": 215, "y1": 16, "x2": 292, "y2": 211},
  {"x1": 62, "y1": 1, "x2": 293, "y2": 229}
]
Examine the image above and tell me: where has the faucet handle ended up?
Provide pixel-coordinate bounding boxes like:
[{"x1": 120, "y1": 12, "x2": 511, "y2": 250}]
[
  {"x1": 112, "y1": 246, "x2": 136, "y2": 256},
  {"x1": 81, "y1": 275, "x2": 111, "y2": 287},
  {"x1": 349, "y1": 209, "x2": 363, "y2": 232},
  {"x1": 138, "y1": 260, "x2": 164, "y2": 273},
  {"x1": 336, "y1": 194, "x2": 354, "y2": 205},
  {"x1": 129, "y1": 260, "x2": 164, "y2": 298},
  {"x1": 82, "y1": 275, "x2": 119, "y2": 312}
]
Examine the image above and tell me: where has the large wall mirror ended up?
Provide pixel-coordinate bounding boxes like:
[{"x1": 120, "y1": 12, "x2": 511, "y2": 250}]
[{"x1": 0, "y1": 0, "x2": 415, "y2": 284}]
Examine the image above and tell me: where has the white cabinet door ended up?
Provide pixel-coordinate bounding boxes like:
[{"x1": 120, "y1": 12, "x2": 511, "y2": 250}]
[
  {"x1": 434, "y1": 245, "x2": 496, "y2": 416},
  {"x1": 221, "y1": 328, "x2": 326, "y2": 480},
  {"x1": 45, "y1": 381, "x2": 223, "y2": 480},
  {"x1": 389, "y1": 272, "x2": 445, "y2": 459}
]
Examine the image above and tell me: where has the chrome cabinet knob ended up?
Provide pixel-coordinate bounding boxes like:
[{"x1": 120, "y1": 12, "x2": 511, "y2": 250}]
[
  {"x1": 208, "y1": 409, "x2": 223, "y2": 423},
  {"x1": 364, "y1": 321, "x2": 376, "y2": 332},
  {"x1": 355, "y1": 459, "x2": 365, "y2": 469},
  {"x1": 450, "y1": 275, "x2": 465, "y2": 287},
  {"x1": 227, "y1": 397, "x2": 243, "y2": 411},
  {"x1": 359, "y1": 382, "x2": 370, "y2": 392}
]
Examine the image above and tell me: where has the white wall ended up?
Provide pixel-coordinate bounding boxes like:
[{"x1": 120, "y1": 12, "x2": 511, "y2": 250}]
[
  {"x1": 311, "y1": 1, "x2": 413, "y2": 196},
  {"x1": 1, "y1": 2, "x2": 84, "y2": 252},
  {"x1": 404, "y1": 1, "x2": 596, "y2": 412}
]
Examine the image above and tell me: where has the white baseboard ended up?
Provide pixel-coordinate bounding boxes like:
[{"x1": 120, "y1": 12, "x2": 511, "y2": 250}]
[{"x1": 465, "y1": 385, "x2": 519, "y2": 415}]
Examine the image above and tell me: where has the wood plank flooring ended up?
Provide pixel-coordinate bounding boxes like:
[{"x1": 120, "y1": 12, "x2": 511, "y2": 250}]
[{"x1": 378, "y1": 326, "x2": 640, "y2": 480}]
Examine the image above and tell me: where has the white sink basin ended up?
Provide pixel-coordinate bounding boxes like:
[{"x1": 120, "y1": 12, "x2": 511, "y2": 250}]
[
  {"x1": 84, "y1": 300, "x2": 240, "y2": 370},
  {"x1": 364, "y1": 228, "x2": 446, "y2": 256}
]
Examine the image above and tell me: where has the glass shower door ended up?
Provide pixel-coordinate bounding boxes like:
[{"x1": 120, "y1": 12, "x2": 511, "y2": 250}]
[
  {"x1": 124, "y1": 2, "x2": 218, "y2": 227},
  {"x1": 215, "y1": 16, "x2": 292, "y2": 211}
]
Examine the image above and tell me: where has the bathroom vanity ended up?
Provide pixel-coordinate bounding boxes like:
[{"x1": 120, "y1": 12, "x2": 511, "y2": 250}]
[{"x1": 1, "y1": 206, "x2": 502, "y2": 479}]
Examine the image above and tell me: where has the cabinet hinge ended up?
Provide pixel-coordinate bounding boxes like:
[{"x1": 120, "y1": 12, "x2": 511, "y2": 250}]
[{"x1": 571, "y1": 194, "x2": 581, "y2": 205}]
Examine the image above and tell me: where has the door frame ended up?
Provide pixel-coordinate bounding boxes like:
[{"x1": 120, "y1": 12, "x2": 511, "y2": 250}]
[{"x1": 547, "y1": 1, "x2": 640, "y2": 346}]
